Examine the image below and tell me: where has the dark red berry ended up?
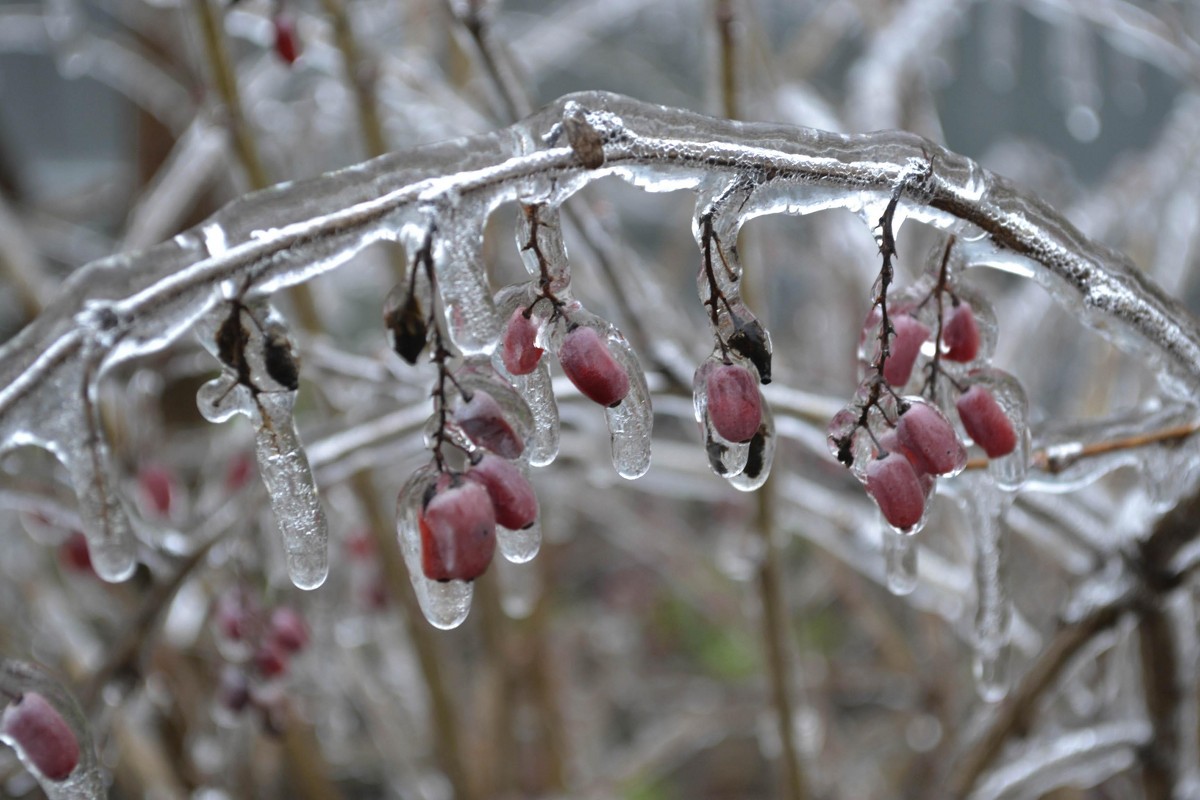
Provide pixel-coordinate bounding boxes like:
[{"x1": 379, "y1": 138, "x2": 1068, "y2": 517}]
[
  {"x1": 273, "y1": 14, "x2": 299, "y2": 65},
  {"x1": 865, "y1": 454, "x2": 925, "y2": 530},
  {"x1": 1, "y1": 692, "x2": 80, "y2": 781},
  {"x1": 558, "y1": 326, "x2": 629, "y2": 407},
  {"x1": 705, "y1": 363, "x2": 762, "y2": 443},
  {"x1": 466, "y1": 454, "x2": 538, "y2": 530},
  {"x1": 254, "y1": 644, "x2": 289, "y2": 679},
  {"x1": 455, "y1": 390, "x2": 524, "y2": 459},
  {"x1": 217, "y1": 666, "x2": 251, "y2": 713},
  {"x1": 267, "y1": 607, "x2": 309, "y2": 654},
  {"x1": 501, "y1": 308, "x2": 544, "y2": 375},
  {"x1": 956, "y1": 385, "x2": 1017, "y2": 458},
  {"x1": 883, "y1": 314, "x2": 930, "y2": 388},
  {"x1": 895, "y1": 402, "x2": 965, "y2": 476},
  {"x1": 58, "y1": 532, "x2": 93, "y2": 575},
  {"x1": 419, "y1": 480, "x2": 497, "y2": 582},
  {"x1": 943, "y1": 302, "x2": 980, "y2": 362}
]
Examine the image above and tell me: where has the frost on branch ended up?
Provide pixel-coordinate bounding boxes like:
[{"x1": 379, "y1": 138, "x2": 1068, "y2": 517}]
[{"x1": 1, "y1": 91, "x2": 1200, "y2": 614}]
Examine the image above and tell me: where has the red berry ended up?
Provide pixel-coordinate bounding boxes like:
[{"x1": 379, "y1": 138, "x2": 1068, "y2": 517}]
[
  {"x1": 558, "y1": 326, "x2": 629, "y2": 407},
  {"x1": 1, "y1": 692, "x2": 80, "y2": 781},
  {"x1": 418, "y1": 479, "x2": 497, "y2": 582},
  {"x1": 254, "y1": 644, "x2": 289, "y2": 679},
  {"x1": 455, "y1": 390, "x2": 524, "y2": 459},
  {"x1": 943, "y1": 302, "x2": 980, "y2": 362},
  {"x1": 501, "y1": 308, "x2": 544, "y2": 375},
  {"x1": 273, "y1": 14, "x2": 299, "y2": 65},
  {"x1": 137, "y1": 463, "x2": 176, "y2": 518},
  {"x1": 865, "y1": 454, "x2": 925, "y2": 530},
  {"x1": 705, "y1": 363, "x2": 762, "y2": 443},
  {"x1": 895, "y1": 402, "x2": 966, "y2": 476},
  {"x1": 267, "y1": 607, "x2": 309, "y2": 654},
  {"x1": 956, "y1": 385, "x2": 1017, "y2": 458},
  {"x1": 58, "y1": 532, "x2": 93, "y2": 575},
  {"x1": 883, "y1": 314, "x2": 930, "y2": 388},
  {"x1": 217, "y1": 666, "x2": 251, "y2": 713},
  {"x1": 214, "y1": 588, "x2": 259, "y2": 643},
  {"x1": 466, "y1": 454, "x2": 538, "y2": 530}
]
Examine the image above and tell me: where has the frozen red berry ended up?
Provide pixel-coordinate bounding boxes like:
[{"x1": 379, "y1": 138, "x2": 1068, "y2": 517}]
[
  {"x1": 895, "y1": 402, "x2": 966, "y2": 476},
  {"x1": 267, "y1": 607, "x2": 309, "y2": 654},
  {"x1": 254, "y1": 644, "x2": 289, "y2": 679},
  {"x1": 419, "y1": 479, "x2": 497, "y2": 582},
  {"x1": 137, "y1": 463, "x2": 176, "y2": 518},
  {"x1": 58, "y1": 532, "x2": 93, "y2": 575},
  {"x1": 865, "y1": 454, "x2": 925, "y2": 530},
  {"x1": 455, "y1": 390, "x2": 524, "y2": 459},
  {"x1": 705, "y1": 363, "x2": 762, "y2": 443},
  {"x1": 1, "y1": 692, "x2": 79, "y2": 781},
  {"x1": 956, "y1": 385, "x2": 1017, "y2": 458},
  {"x1": 273, "y1": 14, "x2": 299, "y2": 65},
  {"x1": 558, "y1": 326, "x2": 629, "y2": 407},
  {"x1": 883, "y1": 314, "x2": 930, "y2": 387},
  {"x1": 943, "y1": 302, "x2": 980, "y2": 362},
  {"x1": 466, "y1": 454, "x2": 538, "y2": 530},
  {"x1": 501, "y1": 308, "x2": 544, "y2": 375}
]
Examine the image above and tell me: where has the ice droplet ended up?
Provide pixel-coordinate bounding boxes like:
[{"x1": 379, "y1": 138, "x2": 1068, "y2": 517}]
[
  {"x1": 395, "y1": 466, "x2": 473, "y2": 629},
  {"x1": 498, "y1": 514, "x2": 541, "y2": 563},
  {"x1": 604, "y1": 332, "x2": 652, "y2": 479},
  {"x1": 973, "y1": 645, "x2": 1011, "y2": 703},
  {"x1": 725, "y1": 401, "x2": 776, "y2": 492},
  {"x1": 882, "y1": 526, "x2": 919, "y2": 596}
]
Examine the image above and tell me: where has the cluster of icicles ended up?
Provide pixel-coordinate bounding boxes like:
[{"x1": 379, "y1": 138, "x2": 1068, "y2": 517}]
[{"x1": 827, "y1": 246, "x2": 1030, "y2": 700}]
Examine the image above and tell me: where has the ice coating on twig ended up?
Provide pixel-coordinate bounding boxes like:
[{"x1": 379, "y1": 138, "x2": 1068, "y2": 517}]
[
  {"x1": 0, "y1": 90, "x2": 1197, "y2": 588},
  {"x1": 0, "y1": 659, "x2": 103, "y2": 799},
  {"x1": 195, "y1": 302, "x2": 329, "y2": 590}
]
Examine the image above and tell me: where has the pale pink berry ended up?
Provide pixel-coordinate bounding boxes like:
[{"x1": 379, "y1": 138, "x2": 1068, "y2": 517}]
[
  {"x1": 501, "y1": 308, "x2": 544, "y2": 375},
  {"x1": 706, "y1": 363, "x2": 762, "y2": 443},
  {"x1": 419, "y1": 479, "x2": 497, "y2": 582},
  {"x1": 865, "y1": 454, "x2": 925, "y2": 530},
  {"x1": 943, "y1": 302, "x2": 980, "y2": 362},
  {"x1": 558, "y1": 326, "x2": 629, "y2": 407},
  {"x1": 883, "y1": 314, "x2": 930, "y2": 387},
  {"x1": 895, "y1": 402, "x2": 966, "y2": 476},
  {"x1": 455, "y1": 390, "x2": 524, "y2": 459},
  {"x1": 466, "y1": 454, "x2": 538, "y2": 530},
  {"x1": 956, "y1": 385, "x2": 1017, "y2": 458},
  {"x1": 1, "y1": 692, "x2": 80, "y2": 781}
]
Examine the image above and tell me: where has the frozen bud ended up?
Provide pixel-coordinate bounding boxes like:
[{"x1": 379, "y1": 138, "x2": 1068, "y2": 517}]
[
  {"x1": 455, "y1": 390, "x2": 524, "y2": 459},
  {"x1": 865, "y1": 454, "x2": 925, "y2": 531},
  {"x1": 419, "y1": 479, "x2": 497, "y2": 582},
  {"x1": 956, "y1": 385, "x2": 1017, "y2": 458},
  {"x1": 706, "y1": 363, "x2": 762, "y2": 443},
  {"x1": 1, "y1": 692, "x2": 80, "y2": 782},
  {"x1": 895, "y1": 402, "x2": 966, "y2": 476},
  {"x1": 558, "y1": 326, "x2": 629, "y2": 407},
  {"x1": 728, "y1": 317, "x2": 772, "y2": 384},
  {"x1": 267, "y1": 607, "x2": 309, "y2": 654},
  {"x1": 943, "y1": 301, "x2": 979, "y2": 362},
  {"x1": 883, "y1": 314, "x2": 930, "y2": 388},
  {"x1": 466, "y1": 454, "x2": 538, "y2": 530},
  {"x1": 501, "y1": 308, "x2": 544, "y2": 375},
  {"x1": 384, "y1": 289, "x2": 428, "y2": 366}
]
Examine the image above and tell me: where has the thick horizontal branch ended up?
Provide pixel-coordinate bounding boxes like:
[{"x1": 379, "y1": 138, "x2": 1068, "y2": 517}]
[{"x1": 2, "y1": 91, "x2": 1199, "y2": 449}]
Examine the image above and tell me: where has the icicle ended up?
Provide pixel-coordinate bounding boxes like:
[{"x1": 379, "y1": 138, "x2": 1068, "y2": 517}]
[
  {"x1": 194, "y1": 302, "x2": 329, "y2": 590},
  {"x1": 961, "y1": 474, "x2": 1013, "y2": 702},
  {"x1": 882, "y1": 526, "x2": 919, "y2": 596},
  {"x1": 497, "y1": 513, "x2": 541, "y2": 564},
  {"x1": 0, "y1": 659, "x2": 104, "y2": 799},
  {"x1": 395, "y1": 466, "x2": 473, "y2": 630},
  {"x1": 603, "y1": 331, "x2": 652, "y2": 479},
  {"x1": 419, "y1": 208, "x2": 500, "y2": 356}
]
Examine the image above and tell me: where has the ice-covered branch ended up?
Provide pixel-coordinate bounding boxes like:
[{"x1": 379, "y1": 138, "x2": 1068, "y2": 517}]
[{"x1": 3, "y1": 91, "x2": 1200, "y2": 583}]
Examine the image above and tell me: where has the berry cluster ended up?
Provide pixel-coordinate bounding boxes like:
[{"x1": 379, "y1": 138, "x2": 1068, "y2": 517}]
[
  {"x1": 211, "y1": 587, "x2": 310, "y2": 732},
  {"x1": 828, "y1": 233, "x2": 1028, "y2": 532},
  {"x1": 0, "y1": 691, "x2": 80, "y2": 782}
]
